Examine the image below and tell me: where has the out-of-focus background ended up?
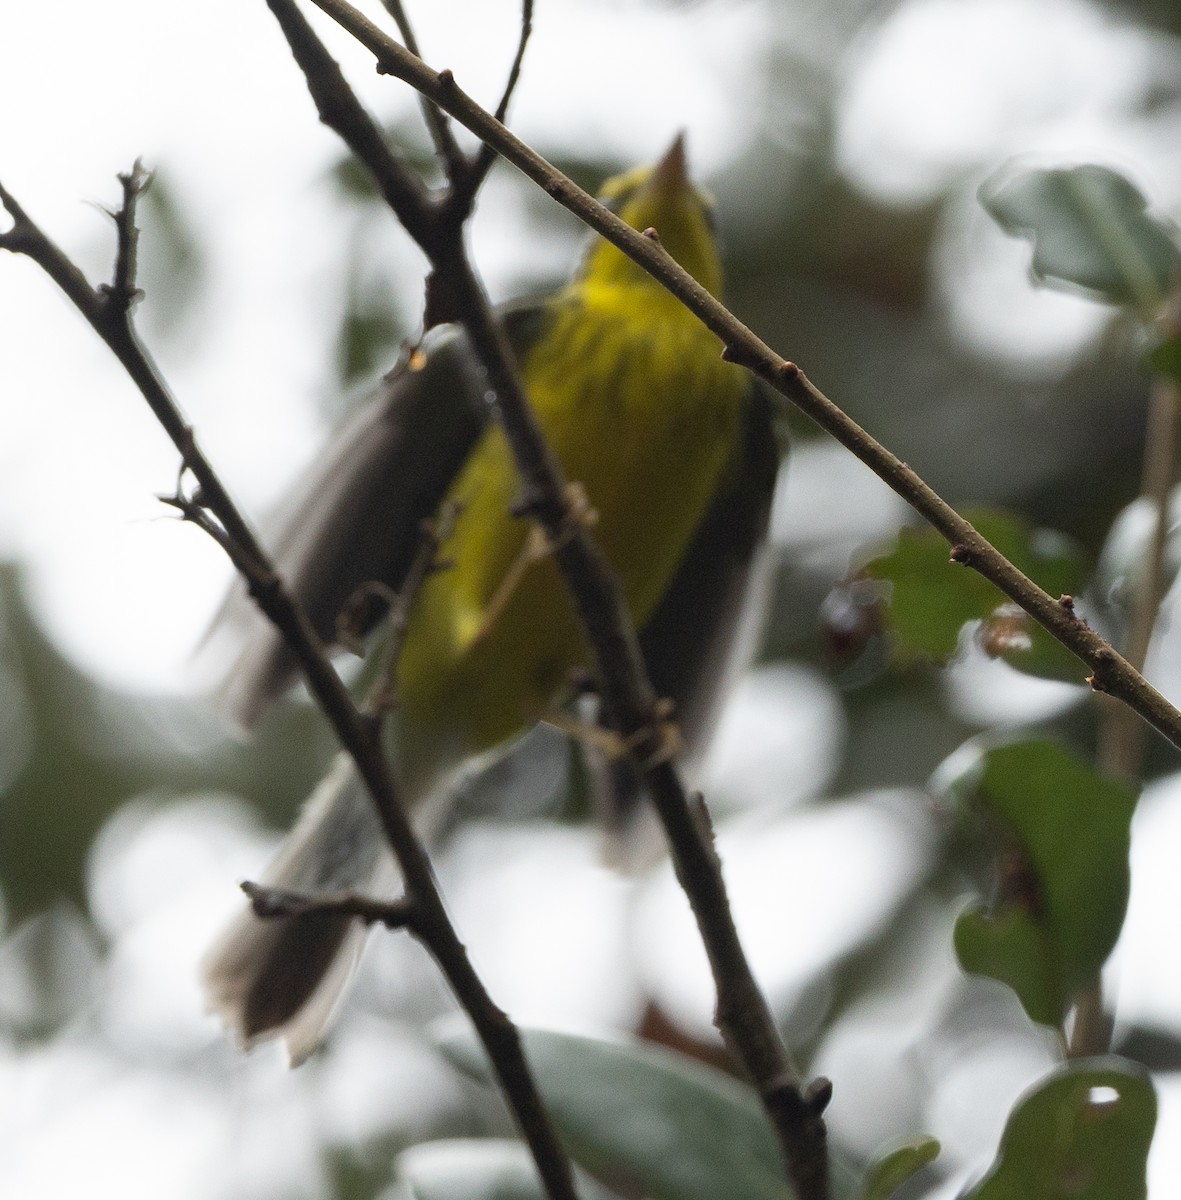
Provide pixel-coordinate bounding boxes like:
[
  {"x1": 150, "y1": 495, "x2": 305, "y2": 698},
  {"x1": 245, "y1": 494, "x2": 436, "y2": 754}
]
[{"x1": 2, "y1": 0, "x2": 1181, "y2": 1196}]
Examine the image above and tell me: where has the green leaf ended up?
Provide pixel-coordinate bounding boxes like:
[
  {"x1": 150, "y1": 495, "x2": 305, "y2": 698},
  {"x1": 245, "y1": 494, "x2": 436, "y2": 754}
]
[
  {"x1": 437, "y1": 1026, "x2": 799, "y2": 1200},
  {"x1": 1148, "y1": 332, "x2": 1181, "y2": 384},
  {"x1": 933, "y1": 740, "x2": 1137, "y2": 1027},
  {"x1": 981, "y1": 163, "x2": 1179, "y2": 310},
  {"x1": 396, "y1": 1140, "x2": 614, "y2": 1200},
  {"x1": 965, "y1": 1060, "x2": 1155, "y2": 1199},
  {"x1": 864, "y1": 510, "x2": 1087, "y2": 683},
  {"x1": 857, "y1": 1137, "x2": 940, "y2": 1200}
]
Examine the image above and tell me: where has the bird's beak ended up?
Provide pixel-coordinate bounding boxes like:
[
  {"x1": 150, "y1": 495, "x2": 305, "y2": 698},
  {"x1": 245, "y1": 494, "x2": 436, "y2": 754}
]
[{"x1": 650, "y1": 133, "x2": 690, "y2": 196}]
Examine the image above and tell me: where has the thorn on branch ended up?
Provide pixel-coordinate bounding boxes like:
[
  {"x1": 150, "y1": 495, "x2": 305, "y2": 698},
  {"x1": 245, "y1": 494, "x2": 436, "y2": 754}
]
[
  {"x1": 805, "y1": 1076, "x2": 834, "y2": 1115},
  {"x1": 764, "y1": 1071, "x2": 833, "y2": 1127}
]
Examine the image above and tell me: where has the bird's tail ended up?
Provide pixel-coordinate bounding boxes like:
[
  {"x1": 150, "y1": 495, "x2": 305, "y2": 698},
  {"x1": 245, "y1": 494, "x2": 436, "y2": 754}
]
[{"x1": 202, "y1": 752, "x2": 397, "y2": 1065}]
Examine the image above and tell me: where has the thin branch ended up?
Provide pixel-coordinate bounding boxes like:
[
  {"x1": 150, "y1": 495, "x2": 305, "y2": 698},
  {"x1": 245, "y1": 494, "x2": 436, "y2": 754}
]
[
  {"x1": 1072, "y1": 373, "x2": 1181, "y2": 1059},
  {"x1": 1098, "y1": 376, "x2": 1181, "y2": 782},
  {"x1": 266, "y1": 4, "x2": 830, "y2": 1196},
  {"x1": 305, "y1": 0, "x2": 1181, "y2": 762},
  {"x1": 0, "y1": 174, "x2": 579, "y2": 1200},
  {"x1": 466, "y1": 0, "x2": 534, "y2": 195},
  {"x1": 242, "y1": 880, "x2": 417, "y2": 928},
  {"x1": 366, "y1": 501, "x2": 459, "y2": 714},
  {"x1": 379, "y1": 0, "x2": 467, "y2": 182}
]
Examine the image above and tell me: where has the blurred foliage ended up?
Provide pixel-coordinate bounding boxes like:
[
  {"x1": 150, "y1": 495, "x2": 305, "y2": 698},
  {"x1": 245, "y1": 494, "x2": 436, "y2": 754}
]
[
  {"x1": 862, "y1": 510, "x2": 1088, "y2": 683},
  {"x1": 933, "y1": 739, "x2": 1137, "y2": 1028},
  {"x1": 856, "y1": 1138, "x2": 940, "y2": 1200},
  {"x1": 965, "y1": 1060, "x2": 1156, "y2": 1199},
  {"x1": 394, "y1": 1139, "x2": 616, "y2": 1200},
  {"x1": 441, "y1": 1026, "x2": 860, "y2": 1200},
  {"x1": 1148, "y1": 331, "x2": 1181, "y2": 383},
  {"x1": 981, "y1": 163, "x2": 1179, "y2": 311}
]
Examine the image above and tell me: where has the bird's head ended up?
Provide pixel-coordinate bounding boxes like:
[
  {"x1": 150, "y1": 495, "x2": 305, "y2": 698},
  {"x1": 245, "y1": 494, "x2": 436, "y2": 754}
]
[{"x1": 580, "y1": 136, "x2": 723, "y2": 299}]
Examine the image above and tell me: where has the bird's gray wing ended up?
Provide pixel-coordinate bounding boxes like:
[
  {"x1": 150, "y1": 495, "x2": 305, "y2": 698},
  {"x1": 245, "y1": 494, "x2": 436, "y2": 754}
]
[
  {"x1": 208, "y1": 326, "x2": 490, "y2": 729},
  {"x1": 206, "y1": 302, "x2": 558, "y2": 730}
]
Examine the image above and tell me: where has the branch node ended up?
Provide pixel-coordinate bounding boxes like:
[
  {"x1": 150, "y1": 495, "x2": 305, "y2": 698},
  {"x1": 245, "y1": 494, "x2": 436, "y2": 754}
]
[
  {"x1": 777, "y1": 359, "x2": 801, "y2": 381},
  {"x1": 1088, "y1": 645, "x2": 1117, "y2": 694},
  {"x1": 641, "y1": 226, "x2": 662, "y2": 245},
  {"x1": 805, "y1": 1075, "x2": 834, "y2": 1115},
  {"x1": 949, "y1": 543, "x2": 971, "y2": 565}
]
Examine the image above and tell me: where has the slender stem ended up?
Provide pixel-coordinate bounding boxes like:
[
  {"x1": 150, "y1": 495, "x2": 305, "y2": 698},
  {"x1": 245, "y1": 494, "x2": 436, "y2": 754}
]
[
  {"x1": 379, "y1": 0, "x2": 467, "y2": 181},
  {"x1": 307, "y1": 0, "x2": 1181, "y2": 759},
  {"x1": 1098, "y1": 378, "x2": 1181, "y2": 781},
  {"x1": 1071, "y1": 376, "x2": 1180, "y2": 1059},
  {"x1": 466, "y1": 0, "x2": 534, "y2": 192}
]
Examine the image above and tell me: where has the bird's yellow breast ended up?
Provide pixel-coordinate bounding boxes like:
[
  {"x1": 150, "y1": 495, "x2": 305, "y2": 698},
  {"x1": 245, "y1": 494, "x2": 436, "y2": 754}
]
[{"x1": 394, "y1": 283, "x2": 749, "y2": 786}]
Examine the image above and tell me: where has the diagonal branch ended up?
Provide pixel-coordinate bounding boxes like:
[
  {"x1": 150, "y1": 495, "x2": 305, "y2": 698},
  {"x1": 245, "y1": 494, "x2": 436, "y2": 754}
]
[
  {"x1": 464, "y1": 0, "x2": 534, "y2": 198},
  {"x1": 305, "y1": 0, "x2": 1181, "y2": 761},
  {"x1": 379, "y1": 0, "x2": 467, "y2": 183},
  {"x1": 0, "y1": 173, "x2": 580, "y2": 1200}
]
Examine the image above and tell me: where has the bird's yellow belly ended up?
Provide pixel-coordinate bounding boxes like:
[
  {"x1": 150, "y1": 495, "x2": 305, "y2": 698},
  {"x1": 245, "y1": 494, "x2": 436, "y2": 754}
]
[{"x1": 394, "y1": 290, "x2": 748, "y2": 783}]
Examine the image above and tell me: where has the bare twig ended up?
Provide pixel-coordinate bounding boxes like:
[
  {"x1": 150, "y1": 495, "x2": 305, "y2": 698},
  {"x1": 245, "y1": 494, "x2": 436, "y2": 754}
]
[
  {"x1": 1072, "y1": 373, "x2": 1181, "y2": 1059},
  {"x1": 466, "y1": 0, "x2": 534, "y2": 195},
  {"x1": 366, "y1": 501, "x2": 459, "y2": 714},
  {"x1": 242, "y1": 880, "x2": 417, "y2": 928},
  {"x1": 1098, "y1": 376, "x2": 1181, "y2": 782},
  {"x1": 379, "y1": 0, "x2": 467, "y2": 183},
  {"x1": 305, "y1": 0, "x2": 1181, "y2": 761},
  {"x1": 0, "y1": 174, "x2": 579, "y2": 1200}
]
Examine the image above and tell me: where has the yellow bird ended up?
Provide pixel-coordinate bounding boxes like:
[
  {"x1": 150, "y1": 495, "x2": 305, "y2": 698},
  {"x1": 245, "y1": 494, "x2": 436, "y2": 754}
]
[{"x1": 204, "y1": 138, "x2": 785, "y2": 1062}]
